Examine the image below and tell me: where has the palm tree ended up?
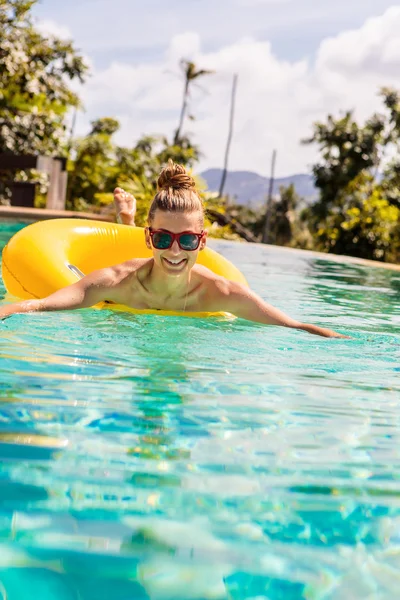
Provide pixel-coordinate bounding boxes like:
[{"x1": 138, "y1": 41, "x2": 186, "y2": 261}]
[{"x1": 173, "y1": 60, "x2": 213, "y2": 146}]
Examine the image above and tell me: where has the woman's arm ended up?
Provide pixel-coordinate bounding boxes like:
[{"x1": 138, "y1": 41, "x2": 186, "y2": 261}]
[
  {"x1": 215, "y1": 281, "x2": 348, "y2": 338},
  {"x1": 0, "y1": 269, "x2": 115, "y2": 321}
]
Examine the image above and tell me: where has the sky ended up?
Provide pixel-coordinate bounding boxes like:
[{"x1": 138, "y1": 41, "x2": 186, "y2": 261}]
[{"x1": 33, "y1": 0, "x2": 400, "y2": 177}]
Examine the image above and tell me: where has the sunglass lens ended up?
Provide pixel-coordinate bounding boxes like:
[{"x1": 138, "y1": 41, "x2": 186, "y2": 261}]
[
  {"x1": 152, "y1": 232, "x2": 172, "y2": 249},
  {"x1": 179, "y1": 234, "x2": 199, "y2": 250}
]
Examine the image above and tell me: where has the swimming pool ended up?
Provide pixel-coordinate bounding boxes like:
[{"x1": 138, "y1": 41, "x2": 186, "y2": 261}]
[{"x1": 0, "y1": 220, "x2": 399, "y2": 600}]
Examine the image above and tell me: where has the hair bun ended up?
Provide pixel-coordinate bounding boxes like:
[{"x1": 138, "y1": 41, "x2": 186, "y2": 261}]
[{"x1": 157, "y1": 159, "x2": 196, "y2": 191}]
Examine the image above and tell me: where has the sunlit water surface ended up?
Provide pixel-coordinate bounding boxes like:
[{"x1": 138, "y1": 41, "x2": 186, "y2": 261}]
[{"x1": 0, "y1": 220, "x2": 399, "y2": 600}]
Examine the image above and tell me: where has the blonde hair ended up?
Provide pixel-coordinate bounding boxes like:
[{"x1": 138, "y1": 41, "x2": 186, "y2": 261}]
[{"x1": 148, "y1": 159, "x2": 204, "y2": 225}]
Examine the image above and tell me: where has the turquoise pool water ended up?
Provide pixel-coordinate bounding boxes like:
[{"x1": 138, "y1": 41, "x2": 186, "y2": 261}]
[{"x1": 0, "y1": 220, "x2": 399, "y2": 600}]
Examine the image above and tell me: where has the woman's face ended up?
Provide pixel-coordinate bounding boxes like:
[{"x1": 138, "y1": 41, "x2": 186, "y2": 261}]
[{"x1": 145, "y1": 210, "x2": 207, "y2": 276}]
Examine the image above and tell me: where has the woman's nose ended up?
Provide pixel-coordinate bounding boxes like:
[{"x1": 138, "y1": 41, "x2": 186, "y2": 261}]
[{"x1": 169, "y1": 239, "x2": 181, "y2": 254}]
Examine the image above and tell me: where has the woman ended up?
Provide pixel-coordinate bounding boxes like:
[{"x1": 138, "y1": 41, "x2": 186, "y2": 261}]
[{"x1": 0, "y1": 161, "x2": 346, "y2": 338}]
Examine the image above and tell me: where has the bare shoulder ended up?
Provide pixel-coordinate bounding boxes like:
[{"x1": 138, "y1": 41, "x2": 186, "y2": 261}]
[
  {"x1": 194, "y1": 266, "x2": 245, "y2": 293},
  {"x1": 192, "y1": 265, "x2": 250, "y2": 310},
  {"x1": 213, "y1": 277, "x2": 249, "y2": 297},
  {"x1": 192, "y1": 264, "x2": 245, "y2": 289}
]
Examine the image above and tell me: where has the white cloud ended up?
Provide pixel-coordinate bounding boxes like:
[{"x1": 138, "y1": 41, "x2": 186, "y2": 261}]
[
  {"x1": 35, "y1": 19, "x2": 72, "y2": 40},
  {"x1": 316, "y1": 6, "x2": 400, "y2": 76},
  {"x1": 312, "y1": 6, "x2": 400, "y2": 122},
  {"x1": 167, "y1": 32, "x2": 202, "y2": 64},
  {"x1": 69, "y1": 7, "x2": 400, "y2": 176}
]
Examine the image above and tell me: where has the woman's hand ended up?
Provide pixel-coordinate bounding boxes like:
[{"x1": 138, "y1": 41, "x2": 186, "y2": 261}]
[
  {"x1": 0, "y1": 269, "x2": 116, "y2": 321},
  {"x1": 0, "y1": 299, "x2": 43, "y2": 321}
]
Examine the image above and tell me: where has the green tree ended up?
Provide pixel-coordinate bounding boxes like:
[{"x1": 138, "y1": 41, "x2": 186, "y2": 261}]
[
  {"x1": 0, "y1": 0, "x2": 88, "y2": 155},
  {"x1": 311, "y1": 173, "x2": 400, "y2": 261},
  {"x1": 378, "y1": 88, "x2": 400, "y2": 207},
  {"x1": 304, "y1": 87, "x2": 400, "y2": 261},
  {"x1": 303, "y1": 111, "x2": 384, "y2": 220}
]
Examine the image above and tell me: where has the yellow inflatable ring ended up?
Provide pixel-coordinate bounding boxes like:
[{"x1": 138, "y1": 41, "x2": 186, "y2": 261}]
[{"x1": 1, "y1": 219, "x2": 247, "y2": 318}]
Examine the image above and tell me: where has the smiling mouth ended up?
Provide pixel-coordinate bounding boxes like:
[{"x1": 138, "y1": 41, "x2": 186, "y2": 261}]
[{"x1": 163, "y1": 258, "x2": 187, "y2": 268}]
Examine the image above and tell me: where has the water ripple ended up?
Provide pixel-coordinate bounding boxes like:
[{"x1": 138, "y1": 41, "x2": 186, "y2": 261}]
[{"x1": 1, "y1": 225, "x2": 400, "y2": 598}]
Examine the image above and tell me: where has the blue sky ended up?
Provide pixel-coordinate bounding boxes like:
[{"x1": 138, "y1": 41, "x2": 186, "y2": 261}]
[{"x1": 33, "y1": 0, "x2": 400, "y2": 176}]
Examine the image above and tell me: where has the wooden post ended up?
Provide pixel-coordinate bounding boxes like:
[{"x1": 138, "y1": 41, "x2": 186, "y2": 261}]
[
  {"x1": 45, "y1": 158, "x2": 67, "y2": 210},
  {"x1": 262, "y1": 149, "x2": 277, "y2": 244},
  {"x1": 58, "y1": 169, "x2": 68, "y2": 208}
]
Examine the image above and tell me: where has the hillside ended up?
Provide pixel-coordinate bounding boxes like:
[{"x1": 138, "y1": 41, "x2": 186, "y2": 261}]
[{"x1": 200, "y1": 169, "x2": 318, "y2": 207}]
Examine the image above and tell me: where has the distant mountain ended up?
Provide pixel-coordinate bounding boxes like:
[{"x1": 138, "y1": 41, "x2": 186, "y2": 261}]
[{"x1": 200, "y1": 169, "x2": 318, "y2": 207}]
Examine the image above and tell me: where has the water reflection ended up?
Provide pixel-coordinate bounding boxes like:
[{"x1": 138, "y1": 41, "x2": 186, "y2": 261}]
[{"x1": 302, "y1": 259, "x2": 400, "y2": 334}]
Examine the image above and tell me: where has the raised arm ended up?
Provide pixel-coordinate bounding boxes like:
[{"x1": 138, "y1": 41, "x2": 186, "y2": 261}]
[
  {"x1": 0, "y1": 269, "x2": 116, "y2": 321},
  {"x1": 215, "y1": 281, "x2": 347, "y2": 338}
]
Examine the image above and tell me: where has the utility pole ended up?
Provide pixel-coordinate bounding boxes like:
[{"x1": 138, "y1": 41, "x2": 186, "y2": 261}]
[
  {"x1": 262, "y1": 149, "x2": 277, "y2": 244},
  {"x1": 218, "y1": 74, "x2": 238, "y2": 198}
]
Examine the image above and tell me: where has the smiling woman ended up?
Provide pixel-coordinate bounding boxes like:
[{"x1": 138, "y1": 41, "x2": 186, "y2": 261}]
[
  {"x1": 0, "y1": 160, "x2": 345, "y2": 337},
  {"x1": 1, "y1": 217, "x2": 246, "y2": 317}
]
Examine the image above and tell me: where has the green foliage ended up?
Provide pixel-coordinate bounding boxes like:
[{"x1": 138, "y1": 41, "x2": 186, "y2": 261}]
[
  {"x1": 303, "y1": 111, "x2": 384, "y2": 218},
  {"x1": 223, "y1": 203, "x2": 264, "y2": 239},
  {"x1": 67, "y1": 118, "x2": 120, "y2": 209},
  {"x1": 0, "y1": 0, "x2": 88, "y2": 155},
  {"x1": 198, "y1": 190, "x2": 243, "y2": 241},
  {"x1": 205, "y1": 221, "x2": 242, "y2": 240},
  {"x1": 308, "y1": 174, "x2": 400, "y2": 262},
  {"x1": 264, "y1": 184, "x2": 298, "y2": 246},
  {"x1": 305, "y1": 87, "x2": 400, "y2": 262}
]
